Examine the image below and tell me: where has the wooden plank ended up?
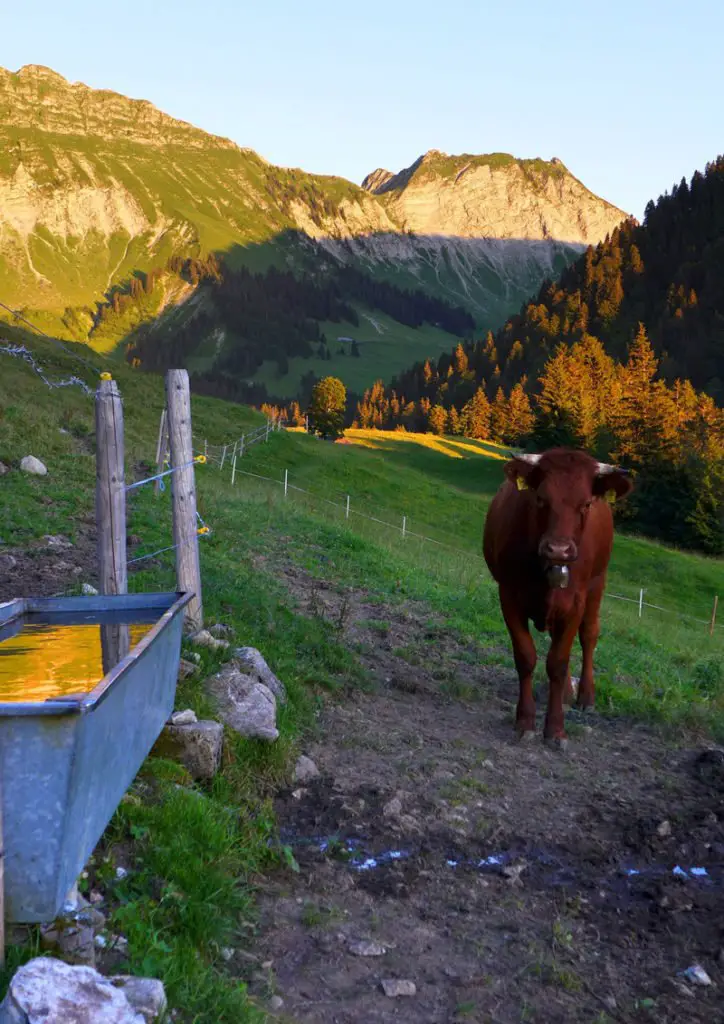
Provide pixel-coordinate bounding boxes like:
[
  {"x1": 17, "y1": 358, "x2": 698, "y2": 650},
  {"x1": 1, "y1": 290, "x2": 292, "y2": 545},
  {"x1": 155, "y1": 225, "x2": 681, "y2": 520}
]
[{"x1": 166, "y1": 369, "x2": 203, "y2": 632}]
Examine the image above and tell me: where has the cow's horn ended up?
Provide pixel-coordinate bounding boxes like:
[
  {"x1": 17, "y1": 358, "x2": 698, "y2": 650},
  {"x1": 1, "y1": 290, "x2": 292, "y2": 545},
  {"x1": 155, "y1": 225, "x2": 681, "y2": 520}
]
[{"x1": 517, "y1": 453, "x2": 543, "y2": 465}]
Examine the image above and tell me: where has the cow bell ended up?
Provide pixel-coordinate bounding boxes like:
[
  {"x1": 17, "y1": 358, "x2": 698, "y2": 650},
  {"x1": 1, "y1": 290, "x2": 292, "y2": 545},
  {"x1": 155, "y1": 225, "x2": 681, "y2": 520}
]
[{"x1": 547, "y1": 564, "x2": 570, "y2": 589}]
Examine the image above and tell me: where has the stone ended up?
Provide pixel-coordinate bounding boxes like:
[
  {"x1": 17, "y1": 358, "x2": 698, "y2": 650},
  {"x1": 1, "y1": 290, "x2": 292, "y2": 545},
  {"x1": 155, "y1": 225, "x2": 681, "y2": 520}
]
[
  {"x1": 42, "y1": 534, "x2": 73, "y2": 549},
  {"x1": 0, "y1": 958, "x2": 146, "y2": 1023},
  {"x1": 209, "y1": 623, "x2": 233, "y2": 638},
  {"x1": 383, "y1": 797, "x2": 403, "y2": 818},
  {"x1": 0, "y1": 554, "x2": 17, "y2": 573},
  {"x1": 220, "y1": 947, "x2": 235, "y2": 962},
  {"x1": 293, "y1": 755, "x2": 320, "y2": 783},
  {"x1": 82, "y1": 582, "x2": 99, "y2": 595},
  {"x1": 682, "y1": 964, "x2": 712, "y2": 986},
  {"x1": 152, "y1": 720, "x2": 223, "y2": 780},
  {"x1": 177, "y1": 658, "x2": 198, "y2": 681},
  {"x1": 19, "y1": 455, "x2": 47, "y2": 476},
  {"x1": 206, "y1": 664, "x2": 279, "y2": 742},
  {"x1": 110, "y1": 977, "x2": 167, "y2": 1022},
  {"x1": 115, "y1": 867, "x2": 128, "y2": 880},
  {"x1": 657, "y1": 820, "x2": 672, "y2": 838},
  {"x1": 269, "y1": 996, "x2": 284, "y2": 1012},
  {"x1": 170, "y1": 709, "x2": 198, "y2": 726},
  {"x1": 0, "y1": 461, "x2": 8, "y2": 475},
  {"x1": 349, "y1": 940, "x2": 386, "y2": 957},
  {"x1": 192, "y1": 629, "x2": 229, "y2": 651},
  {"x1": 232, "y1": 647, "x2": 287, "y2": 703},
  {"x1": 381, "y1": 979, "x2": 416, "y2": 998}
]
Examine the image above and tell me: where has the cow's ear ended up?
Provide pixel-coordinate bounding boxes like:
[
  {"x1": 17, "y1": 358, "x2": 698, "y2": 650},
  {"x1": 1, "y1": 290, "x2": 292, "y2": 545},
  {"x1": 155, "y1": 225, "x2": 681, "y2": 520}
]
[
  {"x1": 592, "y1": 464, "x2": 633, "y2": 501},
  {"x1": 505, "y1": 455, "x2": 543, "y2": 491}
]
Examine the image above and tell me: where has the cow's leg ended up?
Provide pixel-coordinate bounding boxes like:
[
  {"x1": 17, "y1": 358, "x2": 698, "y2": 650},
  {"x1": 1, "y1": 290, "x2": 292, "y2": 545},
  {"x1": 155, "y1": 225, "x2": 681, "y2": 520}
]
[
  {"x1": 544, "y1": 616, "x2": 582, "y2": 744},
  {"x1": 499, "y1": 586, "x2": 537, "y2": 737},
  {"x1": 577, "y1": 579, "x2": 605, "y2": 709}
]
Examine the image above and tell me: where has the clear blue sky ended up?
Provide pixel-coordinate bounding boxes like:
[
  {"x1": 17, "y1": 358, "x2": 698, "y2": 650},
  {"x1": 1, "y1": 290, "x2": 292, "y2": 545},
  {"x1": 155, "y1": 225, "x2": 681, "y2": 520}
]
[{"x1": 2, "y1": 0, "x2": 723, "y2": 220}]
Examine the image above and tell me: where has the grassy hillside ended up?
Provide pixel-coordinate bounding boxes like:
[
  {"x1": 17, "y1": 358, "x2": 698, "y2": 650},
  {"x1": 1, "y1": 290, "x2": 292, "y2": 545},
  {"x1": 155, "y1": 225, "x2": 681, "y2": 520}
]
[
  {"x1": 251, "y1": 309, "x2": 462, "y2": 398},
  {"x1": 1, "y1": 333, "x2": 723, "y2": 1018}
]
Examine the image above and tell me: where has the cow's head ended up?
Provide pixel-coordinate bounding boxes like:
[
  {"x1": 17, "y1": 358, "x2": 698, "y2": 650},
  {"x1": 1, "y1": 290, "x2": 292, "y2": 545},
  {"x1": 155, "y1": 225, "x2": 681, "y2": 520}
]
[{"x1": 504, "y1": 449, "x2": 633, "y2": 582}]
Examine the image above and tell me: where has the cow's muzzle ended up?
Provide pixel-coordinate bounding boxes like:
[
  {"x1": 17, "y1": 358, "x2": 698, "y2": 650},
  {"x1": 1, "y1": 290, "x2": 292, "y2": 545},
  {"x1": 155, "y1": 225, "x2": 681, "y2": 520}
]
[{"x1": 538, "y1": 538, "x2": 578, "y2": 564}]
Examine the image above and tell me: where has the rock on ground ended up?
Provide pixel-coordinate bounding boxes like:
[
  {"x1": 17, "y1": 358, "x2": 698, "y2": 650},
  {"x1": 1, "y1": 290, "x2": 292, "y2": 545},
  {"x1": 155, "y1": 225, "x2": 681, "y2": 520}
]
[
  {"x1": 0, "y1": 461, "x2": 8, "y2": 475},
  {"x1": 206, "y1": 664, "x2": 279, "y2": 741},
  {"x1": 170, "y1": 709, "x2": 197, "y2": 726},
  {"x1": 232, "y1": 646, "x2": 287, "y2": 703},
  {"x1": 177, "y1": 658, "x2": 198, "y2": 681},
  {"x1": 293, "y1": 755, "x2": 320, "y2": 783},
  {"x1": 380, "y1": 979, "x2": 416, "y2": 998},
  {"x1": 152, "y1": 720, "x2": 223, "y2": 780},
  {"x1": 110, "y1": 977, "x2": 167, "y2": 1022},
  {"x1": 0, "y1": 958, "x2": 149, "y2": 1023},
  {"x1": 19, "y1": 455, "x2": 47, "y2": 476},
  {"x1": 81, "y1": 582, "x2": 99, "y2": 595},
  {"x1": 191, "y1": 629, "x2": 229, "y2": 651}
]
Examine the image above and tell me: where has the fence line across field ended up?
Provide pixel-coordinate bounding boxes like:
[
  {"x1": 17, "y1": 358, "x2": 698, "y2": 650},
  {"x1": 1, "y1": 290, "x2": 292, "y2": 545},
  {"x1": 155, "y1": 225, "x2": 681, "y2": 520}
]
[{"x1": 212, "y1": 457, "x2": 720, "y2": 635}]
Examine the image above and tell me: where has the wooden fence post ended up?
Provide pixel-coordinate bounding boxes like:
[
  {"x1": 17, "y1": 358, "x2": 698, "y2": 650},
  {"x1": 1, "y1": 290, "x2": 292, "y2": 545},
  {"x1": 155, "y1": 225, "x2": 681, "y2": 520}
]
[
  {"x1": 711, "y1": 595, "x2": 719, "y2": 636},
  {"x1": 96, "y1": 375, "x2": 130, "y2": 673},
  {"x1": 166, "y1": 369, "x2": 203, "y2": 633},
  {"x1": 96, "y1": 376, "x2": 127, "y2": 596},
  {"x1": 154, "y1": 408, "x2": 168, "y2": 496}
]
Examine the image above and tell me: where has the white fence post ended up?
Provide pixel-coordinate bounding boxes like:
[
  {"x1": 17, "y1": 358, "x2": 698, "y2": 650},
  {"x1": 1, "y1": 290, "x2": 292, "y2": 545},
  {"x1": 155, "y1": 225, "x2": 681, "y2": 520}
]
[
  {"x1": 284, "y1": 469, "x2": 288, "y2": 497},
  {"x1": 638, "y1": 588, "x2": 644, "y2": 618},
  {"x1": 402, "y1": 515, "x2": 407, "y2": 539},
  {"x1": 239, "y1": 436, "x2": 245, "y2": 459},
  {"x1": 220, "y1": 444, "x2": 228, "y2": 470},
  {"x1": 711, "y1": 595, "x2": 719, "y2": 636},
  {"x1": 346, "y1": 495, "x2": 350, "y2": 520},
  {"x1": 231, "y1": 454, "x2": 237, "y2": 486}
]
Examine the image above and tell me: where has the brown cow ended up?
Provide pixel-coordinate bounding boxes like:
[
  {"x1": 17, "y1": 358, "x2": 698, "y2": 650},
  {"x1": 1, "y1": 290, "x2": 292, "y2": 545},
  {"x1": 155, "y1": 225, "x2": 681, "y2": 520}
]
[{"x1": 483, "y1": 448, "x2": 632, "y2": 747}]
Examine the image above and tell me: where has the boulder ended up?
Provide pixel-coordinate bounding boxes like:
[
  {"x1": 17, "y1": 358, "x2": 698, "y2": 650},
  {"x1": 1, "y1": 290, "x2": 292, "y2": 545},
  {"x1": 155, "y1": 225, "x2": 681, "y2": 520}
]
[
  {"x1": 206, "y1": 664, "x2": 279, "y2": 742},
  {"x1": 82, "y1": 583, "x2": 99, "y2": 596},
  {"x1": 232, "y1": 646, "x2": 287, "y2": 703},
  {"x1": 209, "y1": 623, "x2": 233, "y2": 638},
  {"x1": 19, "y1": 456, "x2": 47, "y2": 476},
  {"x1": 0, "y1": 958, "x2": 147, "y2": 1023},
  {"x1": 152, "y1": 720, "x2": 223, "y2": 780},
  {"x1": 110, "y1": 977, "x2": 167, "y2": 1022},
  {"x1": 170, "y1": 709, "x2": 198, "y2": 726}
]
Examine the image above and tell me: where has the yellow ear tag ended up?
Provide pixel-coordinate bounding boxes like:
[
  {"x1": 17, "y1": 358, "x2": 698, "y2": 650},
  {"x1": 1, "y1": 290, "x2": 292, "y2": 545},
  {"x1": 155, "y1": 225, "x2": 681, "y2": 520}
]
[
  {"x1": 605, "y1": 490, "x2": 616, "y2": 505},
  {"x1": 100, "y1": 371, "x2": 112, "y2": 381},
  {"x1": 516, "y1": 476, "x2": 528, "y2": 491}
]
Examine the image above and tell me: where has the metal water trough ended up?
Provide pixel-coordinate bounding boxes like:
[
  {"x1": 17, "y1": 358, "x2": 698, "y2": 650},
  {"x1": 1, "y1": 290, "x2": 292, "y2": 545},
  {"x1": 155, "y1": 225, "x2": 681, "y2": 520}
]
[{"x1": 0, "y1": 591, "x2": 191, "y2": 923}]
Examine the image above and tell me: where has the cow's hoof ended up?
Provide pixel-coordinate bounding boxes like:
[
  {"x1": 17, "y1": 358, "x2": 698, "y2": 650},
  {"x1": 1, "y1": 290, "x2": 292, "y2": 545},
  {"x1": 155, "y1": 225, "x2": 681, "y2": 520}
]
[
  {"x1": 516, "y1": 729, "x2": 536, "y2": 744},
  {"x1": 544, "y1": 735, "x2": 569, "y2": 753}
]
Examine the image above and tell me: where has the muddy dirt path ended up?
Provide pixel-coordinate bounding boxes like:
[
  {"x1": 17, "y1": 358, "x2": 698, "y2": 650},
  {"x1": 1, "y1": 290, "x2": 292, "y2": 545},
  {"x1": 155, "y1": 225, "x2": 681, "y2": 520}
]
[{"x1": 248, "y1": 568, "x2": 724, "y2": 1024}]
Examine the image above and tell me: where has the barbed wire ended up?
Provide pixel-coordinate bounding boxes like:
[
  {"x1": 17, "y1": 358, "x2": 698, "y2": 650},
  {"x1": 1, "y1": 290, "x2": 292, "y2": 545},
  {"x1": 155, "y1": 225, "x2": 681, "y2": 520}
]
[{"x1": 0, "y1": 343, "x2": 93, "y2": 395}]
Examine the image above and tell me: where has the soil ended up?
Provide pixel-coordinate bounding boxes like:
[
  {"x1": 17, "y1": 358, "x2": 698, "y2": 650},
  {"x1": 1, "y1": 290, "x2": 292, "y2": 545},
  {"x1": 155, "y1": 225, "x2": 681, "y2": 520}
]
[{"x1": 246, "y1": 566, "x2": 724, "y2": 1024}]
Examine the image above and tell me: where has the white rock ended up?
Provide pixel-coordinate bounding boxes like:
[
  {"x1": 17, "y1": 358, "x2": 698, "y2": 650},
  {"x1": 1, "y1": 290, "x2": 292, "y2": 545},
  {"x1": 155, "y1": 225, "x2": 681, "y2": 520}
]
[
  {"x1": 269, "y1": 996, "x2": 284, "y2": 1012},
  {"x1": 0, "y1": 958, "x2": 146, "y2": 1023},
  {"x1": 115, "y1": 867, "x2": 128, "y2": 880},
  {"x1": 293, "y1": 755, "x2": 320, "y2": 783},
  {"x1": 349, "y1": 940, "x2": 386, "y2": 957},
  {"x1": 220, "y1": 947, "x2": 235, "y2": 962},
  {"x1": 206, "y1": 664, "x2": 279, "y2": 741},
  {"x1": 110, "y1": 977, "x2": 167, "y2": 1022},
  {"x1": 82, "y1": 583, "x2": 99, "y2": 596},
  {"x1": 170, "y1": 709, "x2": 198, "y2": 726},
  {"x1": 42, "y1": 534, "x2": 73, "y2": 549},
  {"x1": 380, "y1": 979, "x2": 416, "y2": 997},
  {"x1": 682, "y1": 964, "x2": 712, "y2": 986},
  {"x1": 232, "y1": 647, "x2": 287, "y2": 703},
  {"x1": 657, "y1": 820, "x2": 672, "y2": 838},
  {"x1": 192, "y1": 629, "x2": 229, "y2": 651},
  {"x1": 0, "y1": 461, "x2": 8, "y2": 475},
  {"x1": 20, "y1": 455, "x2": 47, "y2": 476}
]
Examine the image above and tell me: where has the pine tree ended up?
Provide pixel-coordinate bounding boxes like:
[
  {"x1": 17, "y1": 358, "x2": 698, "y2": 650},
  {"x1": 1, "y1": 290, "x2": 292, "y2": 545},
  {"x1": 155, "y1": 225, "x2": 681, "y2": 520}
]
[
  {"x1": 461, "y1": 386, "x2": 491, "y2": 439},
  {"x1": 489, "y1": 388, "x2": 509, "y2": 443},
  {"x1": 453, "y1": 343, "x2": 469, "y2": 376},
  {"x1": 447, "y1": 406, "x2": 463, "y2": 435},
  {"x1": 428, "y1": 404, "x2": 447, "y2": 435},
  {"x1": 506, "y1": 382, "x2": 535, "y2": 442}
]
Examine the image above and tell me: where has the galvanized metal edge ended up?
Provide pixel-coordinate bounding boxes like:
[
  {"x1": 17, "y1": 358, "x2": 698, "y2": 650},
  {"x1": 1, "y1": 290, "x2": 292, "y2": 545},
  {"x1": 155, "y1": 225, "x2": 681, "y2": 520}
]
[
  {"x1": 0, "y1": 599, "x2": 27, "y2": 628},
  {"x1": 78, "y1": 592, "x2": 192, "y2": 713},
  {"x1": 0, "y1": 592, "x2": 192, "y2": 717}
]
